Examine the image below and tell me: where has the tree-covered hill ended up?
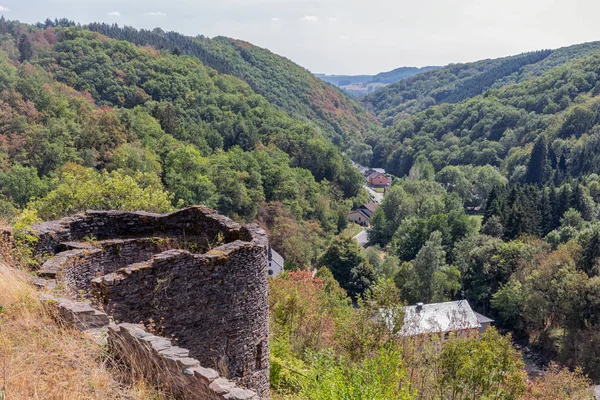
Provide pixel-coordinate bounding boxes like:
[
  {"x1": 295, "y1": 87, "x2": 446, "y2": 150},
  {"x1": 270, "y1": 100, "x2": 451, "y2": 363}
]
[
  {"x1": 363, "y1": 42, "x2": 600, "y2": 126},
  {"x1": 370, "y1": 65, "x2": 440, "y2": 85},
  {"x1": 0, "y1": 19, "x2": 368, "y2": 267},
  {"x1": 72, "y1": 22, "x2": 380, "y2": 147},
  {"x1": 315, "y1": 66, "x2": 439, "y2": 97},
  {"x1": 364, "y1": 49, "x2": 600, "y2": 185},
  {"x1": 361, "y1": 49, "x2": 600, "y2": 381}
]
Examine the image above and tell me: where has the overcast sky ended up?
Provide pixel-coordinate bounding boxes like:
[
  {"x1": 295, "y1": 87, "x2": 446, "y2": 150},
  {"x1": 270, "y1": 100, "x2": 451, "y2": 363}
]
[{"x1": 4, "y1": 0, "x2": 600, "y2": 74}]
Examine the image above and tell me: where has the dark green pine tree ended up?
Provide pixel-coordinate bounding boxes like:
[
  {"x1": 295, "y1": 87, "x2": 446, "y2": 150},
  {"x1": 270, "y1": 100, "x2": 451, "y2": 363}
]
[
  {"x1": 580, "y1": 229, "x2": 600, "y2": 276},
  {"x1": 17, "y1": 34, "x2": 33, "y2": 63},
  {"x1": 571, "y1": 183, "x2": 591, "y2": 220},
  {"x1": 506, "y1": 203, "x2": 525, "y2": 240},
  {"x1": 555, "y1": 152, "x2": 568, "y2": 185},
  {"x1": 549, "y1": 146, "x2": 558, "y2": 170},
  {"x1": 522, "y1": 185, "x2": 542, "y2": 235},
  {"x1": 540, "y1": 189, "x2": 554, "y2": 235},
  {"x1": 0, "y1": 16, "x2": 8, "y2": 34},
  {"x1": 525, "y1": 135, "x2": 550, "y2": 185},
  {"x1": 556, "y1": 185, "x2": 572, "y2": 221},
  {"x1": 484, "y1": 187, "x2": 501, "y2": 222},
  {"x1": 152, "y1": 103, "x2": 179, "y2": 136},
  {"x1": 549, "y1": 185, "x2": 560, "y2": 229}
]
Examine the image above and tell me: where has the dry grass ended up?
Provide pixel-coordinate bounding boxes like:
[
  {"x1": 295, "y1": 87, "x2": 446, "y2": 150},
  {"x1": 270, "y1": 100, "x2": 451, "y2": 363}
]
[{"x1": 0, "y1": 262, "x2": 163, "y2": 400}]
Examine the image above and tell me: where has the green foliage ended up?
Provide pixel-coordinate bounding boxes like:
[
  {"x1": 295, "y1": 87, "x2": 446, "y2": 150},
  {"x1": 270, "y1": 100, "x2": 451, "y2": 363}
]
[
  {"x1": 525, "y1": 135, "x2": 550, "y2": 184},
  {"x1": 0, "y1": 21, "x2": 369, "y2": 271},
  {"x1": 269, "y1": 335, "x2": 309, "y2": 394},
  {"x1": 408, "y1": 231, "x2": 459, "y2": 303},
  {"x1": 0, "y1": 164, "x2": 48, "y2": 208},
  {"x1": 317, "y1": 235, "x2": 375, "y2": 298},
  {"x1": 491, "y1": 280, "x2": 525, "y2": 329},
  {"x1": 82, "y1": 22, "x2": 380, "y2": 146},
  {"x1": 300, "y1": 347, "x2": 414, "y2": 400},
  {"x1": 484, "y1": 182, "x2": 597, "y2": 240},
  {"x1": 17, "y1": 33, "x2": 33, "y2": 62},
  {"x1": 26, "y1": 164, "x2": 174, "y2": 220},
  {"x1": 364, "y1": 42, "x2": 600, "y2": 125},
  {"x1": 368, "y1": 180, "x2": 464, "y2": 246},
  {"x1": 164, "y1": 145, "x2": 218, "y2": 208},
  {"x1": 437, "y1": 328, "x2": 526, "y2": 399},
  {"x1": 363, "y1": 48, "x2": 600, "y2": 191}
]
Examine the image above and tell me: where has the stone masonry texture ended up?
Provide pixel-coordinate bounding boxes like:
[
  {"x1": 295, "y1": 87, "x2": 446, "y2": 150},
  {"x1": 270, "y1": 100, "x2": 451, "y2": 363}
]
[{"x1": 31, "y1": 206, "x2": 270, "y2": 399}]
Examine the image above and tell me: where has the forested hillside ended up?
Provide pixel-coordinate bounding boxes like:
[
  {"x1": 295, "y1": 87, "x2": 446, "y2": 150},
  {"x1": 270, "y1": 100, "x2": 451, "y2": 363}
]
[
  {"x1": 363, "y1": 42, "x2": 600, "y2": 126},
  {"x1": 371, "y1": 65, "x2": 440, "y2": 85},
  {"x1": 1, "y1": 16, "x2": 599, "y2": 397},
  {"x1": 316, "y1": 66, "x2": 439, "y2": 97},
  {"x1": 352, "y1": 42, "x2": 600, "y2": 383},
  {"x1": 0, "y1": 19, "x2": 368, "y2": 268},
  {"x1": 364, "y1": 49, "x2": 600, "y2": 181},
  {"x1": 65, "y1": 22, "x2": 381, "y2": 147}
]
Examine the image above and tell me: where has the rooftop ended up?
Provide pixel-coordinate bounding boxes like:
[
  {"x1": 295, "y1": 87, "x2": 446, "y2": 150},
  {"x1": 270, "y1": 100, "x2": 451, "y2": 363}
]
[
  {"x1": 269, "y1": 247, "x2": 284, "y2": 267},
  {"x1": 363, "y1": 203, "x2": 378, "y2": 213},
  {"x1": 474, "y1": 311, "x2": 494, "y2": 324},
  {"x1": 399, "y1": 300, "x2": 480, "y2": 336}
]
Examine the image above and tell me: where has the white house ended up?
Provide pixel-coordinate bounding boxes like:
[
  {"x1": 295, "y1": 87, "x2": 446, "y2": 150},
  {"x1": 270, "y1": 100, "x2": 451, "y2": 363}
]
[
  {"x1": 348, "y1": 203, "x2": 378, "y2": 227},
  {"x1": 268, "y1": 247, "x2": 285, "y2": 278},
  {"x1": 399, "y1": 300, "x2": 481, "y2": 337},
  {"x1": 382, "y1": 300, "x2": 495, "y2": 339}
]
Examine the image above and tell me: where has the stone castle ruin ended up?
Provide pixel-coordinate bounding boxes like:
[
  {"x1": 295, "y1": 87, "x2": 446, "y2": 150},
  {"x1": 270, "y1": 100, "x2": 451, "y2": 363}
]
[{"x1": 31, "y1": 206, "x2": 270, "y2": 399}]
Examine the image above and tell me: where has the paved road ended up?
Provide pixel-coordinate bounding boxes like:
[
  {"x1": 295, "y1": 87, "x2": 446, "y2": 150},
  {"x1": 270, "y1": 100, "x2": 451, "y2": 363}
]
[
  {"x1": 364, "y1": 186, "x2": 383, "y2": 204},
  {"x1": 354, "y1": 229, "x2": 368, "y2": 247}
]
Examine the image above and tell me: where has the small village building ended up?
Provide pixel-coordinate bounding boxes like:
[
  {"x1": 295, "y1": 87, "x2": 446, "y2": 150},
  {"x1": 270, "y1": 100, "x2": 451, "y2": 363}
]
[
  {"x1": 474, "y1": 312, "x2": 494, "y2": 333},
  {"x1": 348, "y1": 203, "x2": 378, "y2": 226},
  {"x1": 268, "y1": 247, "x2": 285, "y2": 278},
  {"x1": 366, "y1": 171, "x2": 391, "y2": 188},
  {"x1": 399, "y1": 300, "x2": 483, "y2": 339},
  {"x1": 352, "y1": 161, "x2": 369, "y2": 175},
  {"x1": 364, "y1": 168, "x2": 386, "y2": 177}
]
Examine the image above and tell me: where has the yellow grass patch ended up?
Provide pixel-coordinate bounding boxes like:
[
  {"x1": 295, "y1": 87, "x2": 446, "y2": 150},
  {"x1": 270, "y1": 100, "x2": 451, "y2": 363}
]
[{"x1": 0, "y1": 263, "x2": 163, "y2": 399}]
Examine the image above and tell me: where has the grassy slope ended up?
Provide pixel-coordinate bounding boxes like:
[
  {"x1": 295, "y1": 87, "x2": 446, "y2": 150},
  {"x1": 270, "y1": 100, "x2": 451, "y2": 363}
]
[{"x1": 0, "y1": 258, "x2": 161, "y2": 399}]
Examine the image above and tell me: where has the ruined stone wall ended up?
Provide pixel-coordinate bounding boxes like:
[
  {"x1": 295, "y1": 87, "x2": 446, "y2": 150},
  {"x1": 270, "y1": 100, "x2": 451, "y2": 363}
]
[
  {"x1": 92, "y1": 231, "x2": 270, "y2": 396},
  {"x1": 32, "y1": 207, "x2": 270, "y2": 399},
  {"x1": 40, "y1": 294, "x2": 259, "y2": 400},
  {"x1": 108, "y1": 323, "x2": 260, "y2": 400}
]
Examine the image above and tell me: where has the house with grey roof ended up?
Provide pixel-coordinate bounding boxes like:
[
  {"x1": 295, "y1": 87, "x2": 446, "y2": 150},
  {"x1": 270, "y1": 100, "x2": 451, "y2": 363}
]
[
  {"x1": 349, "y1": 203, "x2": 378, "y2": 226},
  {"x1": 268, "y1": 247, "x2": 284, "y2": 278},
  {"x1": 398, "y1": 300, "x2": 487, "y2": 338},
  {"x1": 473, "y1": 311, "x2": 494, "y2": 333}
]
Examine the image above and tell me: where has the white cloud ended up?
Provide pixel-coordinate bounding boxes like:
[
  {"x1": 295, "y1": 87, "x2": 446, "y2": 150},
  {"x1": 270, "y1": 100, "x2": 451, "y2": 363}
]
[
  {"x1": 327, "y1": 17, "x2": 338, "y2": 23},
  {"x1": 0, "y1": 6, "x2": 9, "y2": 12},
  {"x1": 300, "y1": 15, "x2": 318, "y2": 22},
  {"x1": 271, "y1": 17, "x2": 281, "y2": 21},
  {"x1": 108, "y1": 11, "x2": 121, "y2": 17},
  {"x1": 148, "y1": 12, "x2": 167, "y2": 16}
]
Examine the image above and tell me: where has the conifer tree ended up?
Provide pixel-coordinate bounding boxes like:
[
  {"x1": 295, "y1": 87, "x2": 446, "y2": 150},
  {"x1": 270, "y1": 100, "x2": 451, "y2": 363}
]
[
  {"x1": 18, "y1": 34, "x2": 33, "y2": 63},
  {"x1": 525, "y1": 135, "x2": 550, "y2": 185},
  {"x1": 540, "y1": 189, "x2": 554, "y2": 235}
]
